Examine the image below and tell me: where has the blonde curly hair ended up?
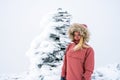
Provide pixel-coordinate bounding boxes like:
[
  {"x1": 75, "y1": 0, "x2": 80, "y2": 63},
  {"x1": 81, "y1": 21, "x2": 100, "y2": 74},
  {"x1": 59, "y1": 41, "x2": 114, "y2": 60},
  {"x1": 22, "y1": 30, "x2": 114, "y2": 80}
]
[{"x1": 67, "y1": 23, "x2": 90, "y2": 43}]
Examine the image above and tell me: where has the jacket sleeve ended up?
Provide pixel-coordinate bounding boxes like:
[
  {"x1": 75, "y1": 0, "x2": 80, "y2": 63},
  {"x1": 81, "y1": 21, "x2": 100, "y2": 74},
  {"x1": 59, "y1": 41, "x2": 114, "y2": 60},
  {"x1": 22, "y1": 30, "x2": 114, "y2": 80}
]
[
  {"x1": 61, "y1": 43, "x2": 71, "y2": 77},
  {"x1": 83, "y1": 47, "x2": 95, "y2": 80}
]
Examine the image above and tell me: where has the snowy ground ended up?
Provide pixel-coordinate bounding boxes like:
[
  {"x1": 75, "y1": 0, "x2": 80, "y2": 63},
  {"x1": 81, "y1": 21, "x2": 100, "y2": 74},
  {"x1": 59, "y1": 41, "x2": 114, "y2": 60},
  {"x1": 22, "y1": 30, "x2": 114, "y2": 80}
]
[{"x1": 92, "y1": 63, "x2": 120, "y2": 80}]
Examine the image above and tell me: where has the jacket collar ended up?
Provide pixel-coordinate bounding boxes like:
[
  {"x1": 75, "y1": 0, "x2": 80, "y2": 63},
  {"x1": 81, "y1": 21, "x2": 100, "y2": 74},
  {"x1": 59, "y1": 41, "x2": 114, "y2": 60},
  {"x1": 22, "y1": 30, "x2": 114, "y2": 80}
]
[{"x1": 72, "y1": 40, "x2": 79, "y2": 44}]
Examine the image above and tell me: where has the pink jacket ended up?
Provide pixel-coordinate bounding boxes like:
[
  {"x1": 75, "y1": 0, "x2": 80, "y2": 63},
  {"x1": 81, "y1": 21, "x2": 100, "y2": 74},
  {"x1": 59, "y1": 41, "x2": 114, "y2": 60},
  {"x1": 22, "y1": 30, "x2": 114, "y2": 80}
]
[{"x1": 61, "y1": 42, "x2": 94, "y2": 80}]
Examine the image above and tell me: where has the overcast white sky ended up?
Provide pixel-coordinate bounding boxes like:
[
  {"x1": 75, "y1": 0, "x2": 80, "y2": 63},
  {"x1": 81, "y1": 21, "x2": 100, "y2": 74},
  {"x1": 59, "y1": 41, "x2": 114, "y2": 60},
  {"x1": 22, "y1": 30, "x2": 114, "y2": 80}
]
[{"x1": 0, "y1": 0, "x2": 120, "y2": 75}]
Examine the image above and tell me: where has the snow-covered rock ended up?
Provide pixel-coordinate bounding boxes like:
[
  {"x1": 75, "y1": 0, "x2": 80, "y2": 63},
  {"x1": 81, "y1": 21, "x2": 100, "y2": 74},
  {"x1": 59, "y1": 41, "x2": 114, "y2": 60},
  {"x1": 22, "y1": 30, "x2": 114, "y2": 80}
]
[
  {"x1": 92, "y1": 63, "x2": 120, "y2": 80},
  {"x1": 25, "y1": 8, "x2": 72, "y2": 80}
]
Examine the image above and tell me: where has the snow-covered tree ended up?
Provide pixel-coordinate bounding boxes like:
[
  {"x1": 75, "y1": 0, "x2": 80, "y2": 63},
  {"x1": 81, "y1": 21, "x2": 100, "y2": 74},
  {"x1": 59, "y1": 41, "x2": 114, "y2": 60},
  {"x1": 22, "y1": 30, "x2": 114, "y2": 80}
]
[{"x1": 25, "y1": 8, "x2": 72, "y2": 80}]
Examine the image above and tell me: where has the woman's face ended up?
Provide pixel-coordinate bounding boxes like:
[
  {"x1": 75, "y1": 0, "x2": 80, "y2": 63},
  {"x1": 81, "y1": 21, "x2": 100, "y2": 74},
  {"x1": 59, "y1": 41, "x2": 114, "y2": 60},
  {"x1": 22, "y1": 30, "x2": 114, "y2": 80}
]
[{"x1": 73, "y1": 31, "x2": 81, "y2": 41}]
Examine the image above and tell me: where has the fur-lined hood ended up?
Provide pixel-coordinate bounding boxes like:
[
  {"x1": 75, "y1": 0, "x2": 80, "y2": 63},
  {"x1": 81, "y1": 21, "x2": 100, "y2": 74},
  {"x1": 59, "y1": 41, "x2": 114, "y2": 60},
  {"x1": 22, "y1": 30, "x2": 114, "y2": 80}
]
[{"x1": 67, "y1": 23, "x2": 90, "y2": 43}]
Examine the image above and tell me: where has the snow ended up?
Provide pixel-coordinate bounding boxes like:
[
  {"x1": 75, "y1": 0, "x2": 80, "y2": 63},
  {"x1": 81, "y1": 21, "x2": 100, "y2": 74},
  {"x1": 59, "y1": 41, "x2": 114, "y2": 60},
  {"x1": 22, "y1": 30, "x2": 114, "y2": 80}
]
[{"x1": 92, "y1": 63, "x2": 120, "y2": 80}]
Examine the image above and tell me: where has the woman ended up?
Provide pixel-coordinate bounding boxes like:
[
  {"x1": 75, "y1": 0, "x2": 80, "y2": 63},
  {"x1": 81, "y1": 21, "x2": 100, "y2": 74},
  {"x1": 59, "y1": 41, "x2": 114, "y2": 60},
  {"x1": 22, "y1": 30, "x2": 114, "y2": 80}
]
[{"x1": 61, "y1": 23, "x2": 95, "y2": 80}]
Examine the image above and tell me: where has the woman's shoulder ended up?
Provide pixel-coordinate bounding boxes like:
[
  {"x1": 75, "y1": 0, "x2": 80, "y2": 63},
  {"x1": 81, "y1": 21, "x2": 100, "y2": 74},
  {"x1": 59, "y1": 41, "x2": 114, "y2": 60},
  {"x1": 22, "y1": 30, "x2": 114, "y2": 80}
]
[
  {"x1": 83, "y1": 43, "x2": 94, "y2": 52},
  {"x1": 85, "y1": 44, "x2": 94, "y2": 55},
  {"x1": 65, "y1": 42, "x2": 74, "y2": 49}
]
